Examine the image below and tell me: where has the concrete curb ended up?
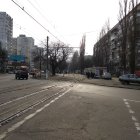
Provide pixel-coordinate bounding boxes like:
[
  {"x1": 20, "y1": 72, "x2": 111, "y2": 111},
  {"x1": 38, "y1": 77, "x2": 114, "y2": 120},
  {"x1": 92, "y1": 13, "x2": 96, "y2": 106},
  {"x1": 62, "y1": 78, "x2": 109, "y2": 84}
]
[
  {"x1": 81, "y1": 80, "x2": 140, "y2": 90},
  {"x1": 52, "y1": 74, "x2": 140, "y2": 90}
]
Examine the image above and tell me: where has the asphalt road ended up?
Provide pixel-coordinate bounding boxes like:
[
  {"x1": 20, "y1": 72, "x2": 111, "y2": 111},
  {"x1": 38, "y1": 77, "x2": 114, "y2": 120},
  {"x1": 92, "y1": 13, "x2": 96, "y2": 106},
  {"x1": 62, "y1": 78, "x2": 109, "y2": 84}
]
[{"x1": 0, "y1": 74, "x2": 140, "y2": 140}]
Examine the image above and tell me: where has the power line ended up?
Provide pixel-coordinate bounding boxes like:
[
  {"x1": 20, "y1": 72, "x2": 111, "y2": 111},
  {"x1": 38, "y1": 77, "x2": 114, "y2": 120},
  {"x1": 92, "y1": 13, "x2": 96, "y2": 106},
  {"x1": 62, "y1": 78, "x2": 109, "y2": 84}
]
[
  {"x1": 25, "y1": 0, "x2": 68, "y2": 44},
  {"x1": 11, "y1": 0, "x2": 62, "y2": 42},
  {"x1": 64, "y1": 30, "x2": 98, "y2": 36},
  {"x1": 26, "y1": 0, "x2": 54, "y2": 27},
  {"x1": 13, "y1": 23, "x2": 51, "y2": 48},
  {"x1": 34, "y1": 0, "x2": 54, "y2": 25},
  {"x1": 13, "y1": 23, "x2": 43, "y2": 43}
]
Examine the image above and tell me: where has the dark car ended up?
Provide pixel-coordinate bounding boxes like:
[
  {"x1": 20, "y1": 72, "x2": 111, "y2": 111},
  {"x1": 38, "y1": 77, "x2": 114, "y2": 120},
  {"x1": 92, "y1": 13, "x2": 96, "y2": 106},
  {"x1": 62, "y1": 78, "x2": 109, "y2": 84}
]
[{"x1": 15, "y1": 70, "x2": 28, "y2": 80}]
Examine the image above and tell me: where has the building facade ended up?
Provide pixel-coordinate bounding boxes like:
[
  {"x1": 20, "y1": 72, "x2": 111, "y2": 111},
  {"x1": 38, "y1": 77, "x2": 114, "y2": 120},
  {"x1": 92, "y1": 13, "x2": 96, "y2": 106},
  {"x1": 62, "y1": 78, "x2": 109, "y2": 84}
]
[
  {"x1": 17, "y1": 35, "x2": 34, "y2": 67},
  {"x1": 0, "y1": 12, "x2": 13, "y2": 55},
  {"x1": 93, "y1": 4, "x2": 140, "y2": 75},
  {"x1": 11, "y1": 38, "x2": 17, "y2": 55}
]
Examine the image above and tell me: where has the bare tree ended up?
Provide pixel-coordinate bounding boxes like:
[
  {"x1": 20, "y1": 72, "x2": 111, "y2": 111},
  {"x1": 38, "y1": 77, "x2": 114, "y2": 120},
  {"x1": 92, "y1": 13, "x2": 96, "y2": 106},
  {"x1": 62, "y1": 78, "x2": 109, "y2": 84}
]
[
  {"x1": 32, "y1": 47, "x2": 45, "y2": 71},
  {"x1": 0, "y1": 42, "x2": 8, "y2": 73},
  {"x1": 128, "y1": 0, "x2": 139, "y2": 73},
  {"x1": 48, "y1": 41, "x2": 72, "y2": 76},
  {"x1": 118, "y1": 0, "x2": 129, "y2": 73},
  {"x1": 104, "y1": 19, "x2": 111, "y2": 70},
  {"x1": 58, "y1": 60, "x2": 68, "y2": 73},
  {"x1": 93, "y1": 20, "x2": 110, "y2": 68},
  {"x1": 70, "y1": 51, "x2": 79, "y2": 73},
  {"x1": 99, "y1": 27, "x2": 106, "y2": 66},
  {"x1": 84, "y1": 55, "x2": 93, "y2": 68},
  {"x1": 79, "y1": 35, "x2": 86, "y2": 74}
]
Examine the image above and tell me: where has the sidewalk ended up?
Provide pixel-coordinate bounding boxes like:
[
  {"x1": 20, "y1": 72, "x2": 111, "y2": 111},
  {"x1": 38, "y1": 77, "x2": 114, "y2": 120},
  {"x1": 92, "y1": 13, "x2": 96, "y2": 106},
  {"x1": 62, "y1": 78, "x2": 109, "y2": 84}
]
[
  {"x1": 0, "y1": 73, "x2": 9, "y2": 78},
  {"x1": 49, "y1": 74, "x2": 140, "y2": 90},
  {"x1": 1, "y1": 73, "x2": 139, "y2": 90}
]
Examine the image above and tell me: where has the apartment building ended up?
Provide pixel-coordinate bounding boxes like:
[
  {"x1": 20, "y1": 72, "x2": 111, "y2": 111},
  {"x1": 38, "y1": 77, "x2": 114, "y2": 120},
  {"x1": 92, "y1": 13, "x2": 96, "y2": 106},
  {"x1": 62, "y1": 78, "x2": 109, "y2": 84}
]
[
  {"x1": 93, "y1": 4, "x2": 140, "y2": 75},
  {"x1": 11, "y1": 38, "x2": 17, "y2": 55},
  {"x1": 0, "y1": 12, "x2": 13, "y2": 55},
  {"x1": 17, "y1": 35, "x2": 34, "y2": 67}
]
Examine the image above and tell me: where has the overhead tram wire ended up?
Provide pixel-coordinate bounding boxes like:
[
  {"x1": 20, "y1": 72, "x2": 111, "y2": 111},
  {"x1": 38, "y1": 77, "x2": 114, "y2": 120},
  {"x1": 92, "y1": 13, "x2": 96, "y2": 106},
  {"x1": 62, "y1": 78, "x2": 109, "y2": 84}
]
[
  {"x1": 11, "y1": 0, "x2": 63, "y2": 43},
  {"x1": 13, "y1": 23, "x2": 44, "y2": 44},
  {"x1": 13, "y1": 24, "x2": 67, "y2": 49},
  {"x1": 25, "y1": 0, "x2": 68, "y2": 44},
  {"x1": 26, "y1": 0, "x2": 53, "y2": 27},
  {"x1": 14, "y1": 23, "x2": 51, "y2": 48},
  {"x1": 64, "y1": 30, "x2": 98, "y2": 37}
]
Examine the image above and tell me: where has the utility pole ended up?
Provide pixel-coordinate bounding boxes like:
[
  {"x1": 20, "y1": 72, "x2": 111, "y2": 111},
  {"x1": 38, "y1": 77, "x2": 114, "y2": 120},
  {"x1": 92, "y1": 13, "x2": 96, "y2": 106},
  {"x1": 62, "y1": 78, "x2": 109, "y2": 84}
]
[
  {"x1": 40, "y1": 48, "x2": 42, "y2": 78},
  {"x1": 46, "y1": 36, "x2": 49, "y2": 79}
]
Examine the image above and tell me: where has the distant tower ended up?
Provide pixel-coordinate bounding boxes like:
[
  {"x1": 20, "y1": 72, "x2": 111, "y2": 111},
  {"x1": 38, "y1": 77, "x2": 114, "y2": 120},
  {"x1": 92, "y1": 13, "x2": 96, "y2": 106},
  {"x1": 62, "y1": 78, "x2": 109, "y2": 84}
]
[{"x1": 0, "y1": 12, "x2": 13, "y2": 55}]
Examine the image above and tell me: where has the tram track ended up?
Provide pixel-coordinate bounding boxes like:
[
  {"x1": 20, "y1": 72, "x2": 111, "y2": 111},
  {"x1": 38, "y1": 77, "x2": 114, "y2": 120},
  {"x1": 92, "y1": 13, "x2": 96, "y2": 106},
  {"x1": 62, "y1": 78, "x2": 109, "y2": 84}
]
[
  {"x1": 0, "y1": 81, "x2": 54, "y2": 94},
  {"x1": 0, "y1": 83, "x2": 73, "y2": 127},
  {"x1": 0, "y1": 82, "x2": 73, "y2": 106},
  {"x1": 0, "y1": 85, "x2": 56, "y2": 107},
  {"x1": 0, "y1": 79, "x2": 74, "y2": 94}
]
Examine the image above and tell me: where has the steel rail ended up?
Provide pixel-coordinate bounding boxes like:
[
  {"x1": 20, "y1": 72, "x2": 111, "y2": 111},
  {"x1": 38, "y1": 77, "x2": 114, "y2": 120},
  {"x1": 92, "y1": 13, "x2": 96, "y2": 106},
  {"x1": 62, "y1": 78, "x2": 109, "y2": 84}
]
[
  {"x1": 0, "y1": 87, "x2": 67, "y2": 127},
  {"x1": 0, "y1": 82, "x2": 55, "y2": 94},
  {"x1": 0, "y1": 85, "x2": 56, "y2": 107}
]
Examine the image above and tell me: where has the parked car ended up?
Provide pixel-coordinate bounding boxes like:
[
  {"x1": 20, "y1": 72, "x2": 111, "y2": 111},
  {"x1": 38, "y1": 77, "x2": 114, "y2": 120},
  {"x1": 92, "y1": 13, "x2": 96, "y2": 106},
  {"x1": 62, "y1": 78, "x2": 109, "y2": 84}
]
[
  {"x1": 102, "y1": 72, "x2": 112, "y2": 80},
  {"x1": 15, "y1": 70, "x2": 28, "y2": 80},
  {"x1": 8, "y1": 70, "x2": 14, "y2": 74},
  {"x1": 94, "y1": 74, "x2": 100, "y2": 79},
  {"x1": 119, "y1": 74, "x2": 140, "y2": 84}
]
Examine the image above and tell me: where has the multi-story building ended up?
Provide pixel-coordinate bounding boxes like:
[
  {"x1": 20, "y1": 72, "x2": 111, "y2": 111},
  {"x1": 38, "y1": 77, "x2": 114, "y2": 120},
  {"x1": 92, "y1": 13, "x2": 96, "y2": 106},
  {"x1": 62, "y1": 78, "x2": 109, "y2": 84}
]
[
  {"x1": 93, "y1": 4, "x2": 140, "y2": 75},
  {"x1": 11, "y1": 38, "x2": 17, "y2": 55},
  {"x1": 17, "y1": 35, "x2": 34, "y2": 67},
  {"x1": 0, "y1": 12, "x2": 13, "y2": 55},
  {"x1": 109, "y1": 25, "x2": 121, "y2": 74}
]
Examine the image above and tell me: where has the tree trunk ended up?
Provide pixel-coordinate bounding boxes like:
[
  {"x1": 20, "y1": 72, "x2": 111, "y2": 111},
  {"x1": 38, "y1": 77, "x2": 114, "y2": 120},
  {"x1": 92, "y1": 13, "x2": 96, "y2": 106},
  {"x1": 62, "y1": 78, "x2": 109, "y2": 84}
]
[{"x1": 51, "y1": 63, "x2": 56, "y2": 76}]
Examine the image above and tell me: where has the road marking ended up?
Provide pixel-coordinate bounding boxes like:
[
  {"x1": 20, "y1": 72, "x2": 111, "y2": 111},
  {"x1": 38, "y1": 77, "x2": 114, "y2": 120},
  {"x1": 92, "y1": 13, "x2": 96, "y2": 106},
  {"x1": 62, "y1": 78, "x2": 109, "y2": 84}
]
[
  {"x1": 124, "y1": 101, "x2": 129, "y2": 105},
  {"x1": 129, "y1": 109, "x2": 135, "y2": 114},
  {"x1": 0, "y1": 86, "x2": 54, "y2": 107},
  {"x1": 126, "y1": 104, "x2": 131, "y2": 108},
  {"x1": 0, "y1": 89, "x2": 71, "y2": 140},
  {"x1": 132, "y1": 116, "x2": 137, "y2": 121},
  {"x1": 124, "y1": 99, "x2": 140, "y2": 103},
  {"x1": 123, "y1": 99, "x2": 140, "y2": 136}
]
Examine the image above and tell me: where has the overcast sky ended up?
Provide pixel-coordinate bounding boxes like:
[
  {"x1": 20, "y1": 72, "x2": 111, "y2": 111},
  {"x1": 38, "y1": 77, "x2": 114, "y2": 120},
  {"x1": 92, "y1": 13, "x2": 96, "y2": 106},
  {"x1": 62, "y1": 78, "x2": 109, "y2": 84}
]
[{"x1": 1, "y1": 0, "x2": 120, "y2": 55}]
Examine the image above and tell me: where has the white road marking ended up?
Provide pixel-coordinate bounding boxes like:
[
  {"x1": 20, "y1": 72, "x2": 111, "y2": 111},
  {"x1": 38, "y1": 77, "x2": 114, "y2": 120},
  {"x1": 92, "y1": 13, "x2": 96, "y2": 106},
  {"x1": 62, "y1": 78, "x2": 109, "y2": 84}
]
[
  {"x1": 129, "y1": 110, "x2": 135, "y2": 114},
  {"x1": 0, "y1": 89, "x2": 71, "y2": 140},
  {"x1": 123, "y1": 99, "x2": 140, "y2": 136},
  {"x1": 124, "y1": 98, "x2": 140, "y2": 103},
  {"x1": 123, "y1": 99, "x2": 127, "y2": 102},
  {"x1": 126, "y1": 104, "x2": 131, "y2": 108},
  {"x1": 0, "y1": 86, "x2": 54, "y2": 107},
  {"x1": 136, "y1": 127, "x2": 140, "y2": 131},
  {"x1": 124, "y1": 102, "x2": 129, "y2": 105},
  {"x1": 132, "y1": 116, "x2": 137, "y2": 121},
  {"x1": 135, "y1": 122, "x2": 139, "y2": 127}
]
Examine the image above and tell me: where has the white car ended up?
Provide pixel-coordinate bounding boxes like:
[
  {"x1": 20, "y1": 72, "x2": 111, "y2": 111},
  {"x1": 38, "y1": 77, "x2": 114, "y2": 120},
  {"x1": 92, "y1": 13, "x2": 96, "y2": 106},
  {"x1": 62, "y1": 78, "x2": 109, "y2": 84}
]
[
  {"x1": 102, "y1": 72, "x2": 112, "y2": 80},
  {"x1": 119, "y1": 74, "x2": 140, "y2": 84}
]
